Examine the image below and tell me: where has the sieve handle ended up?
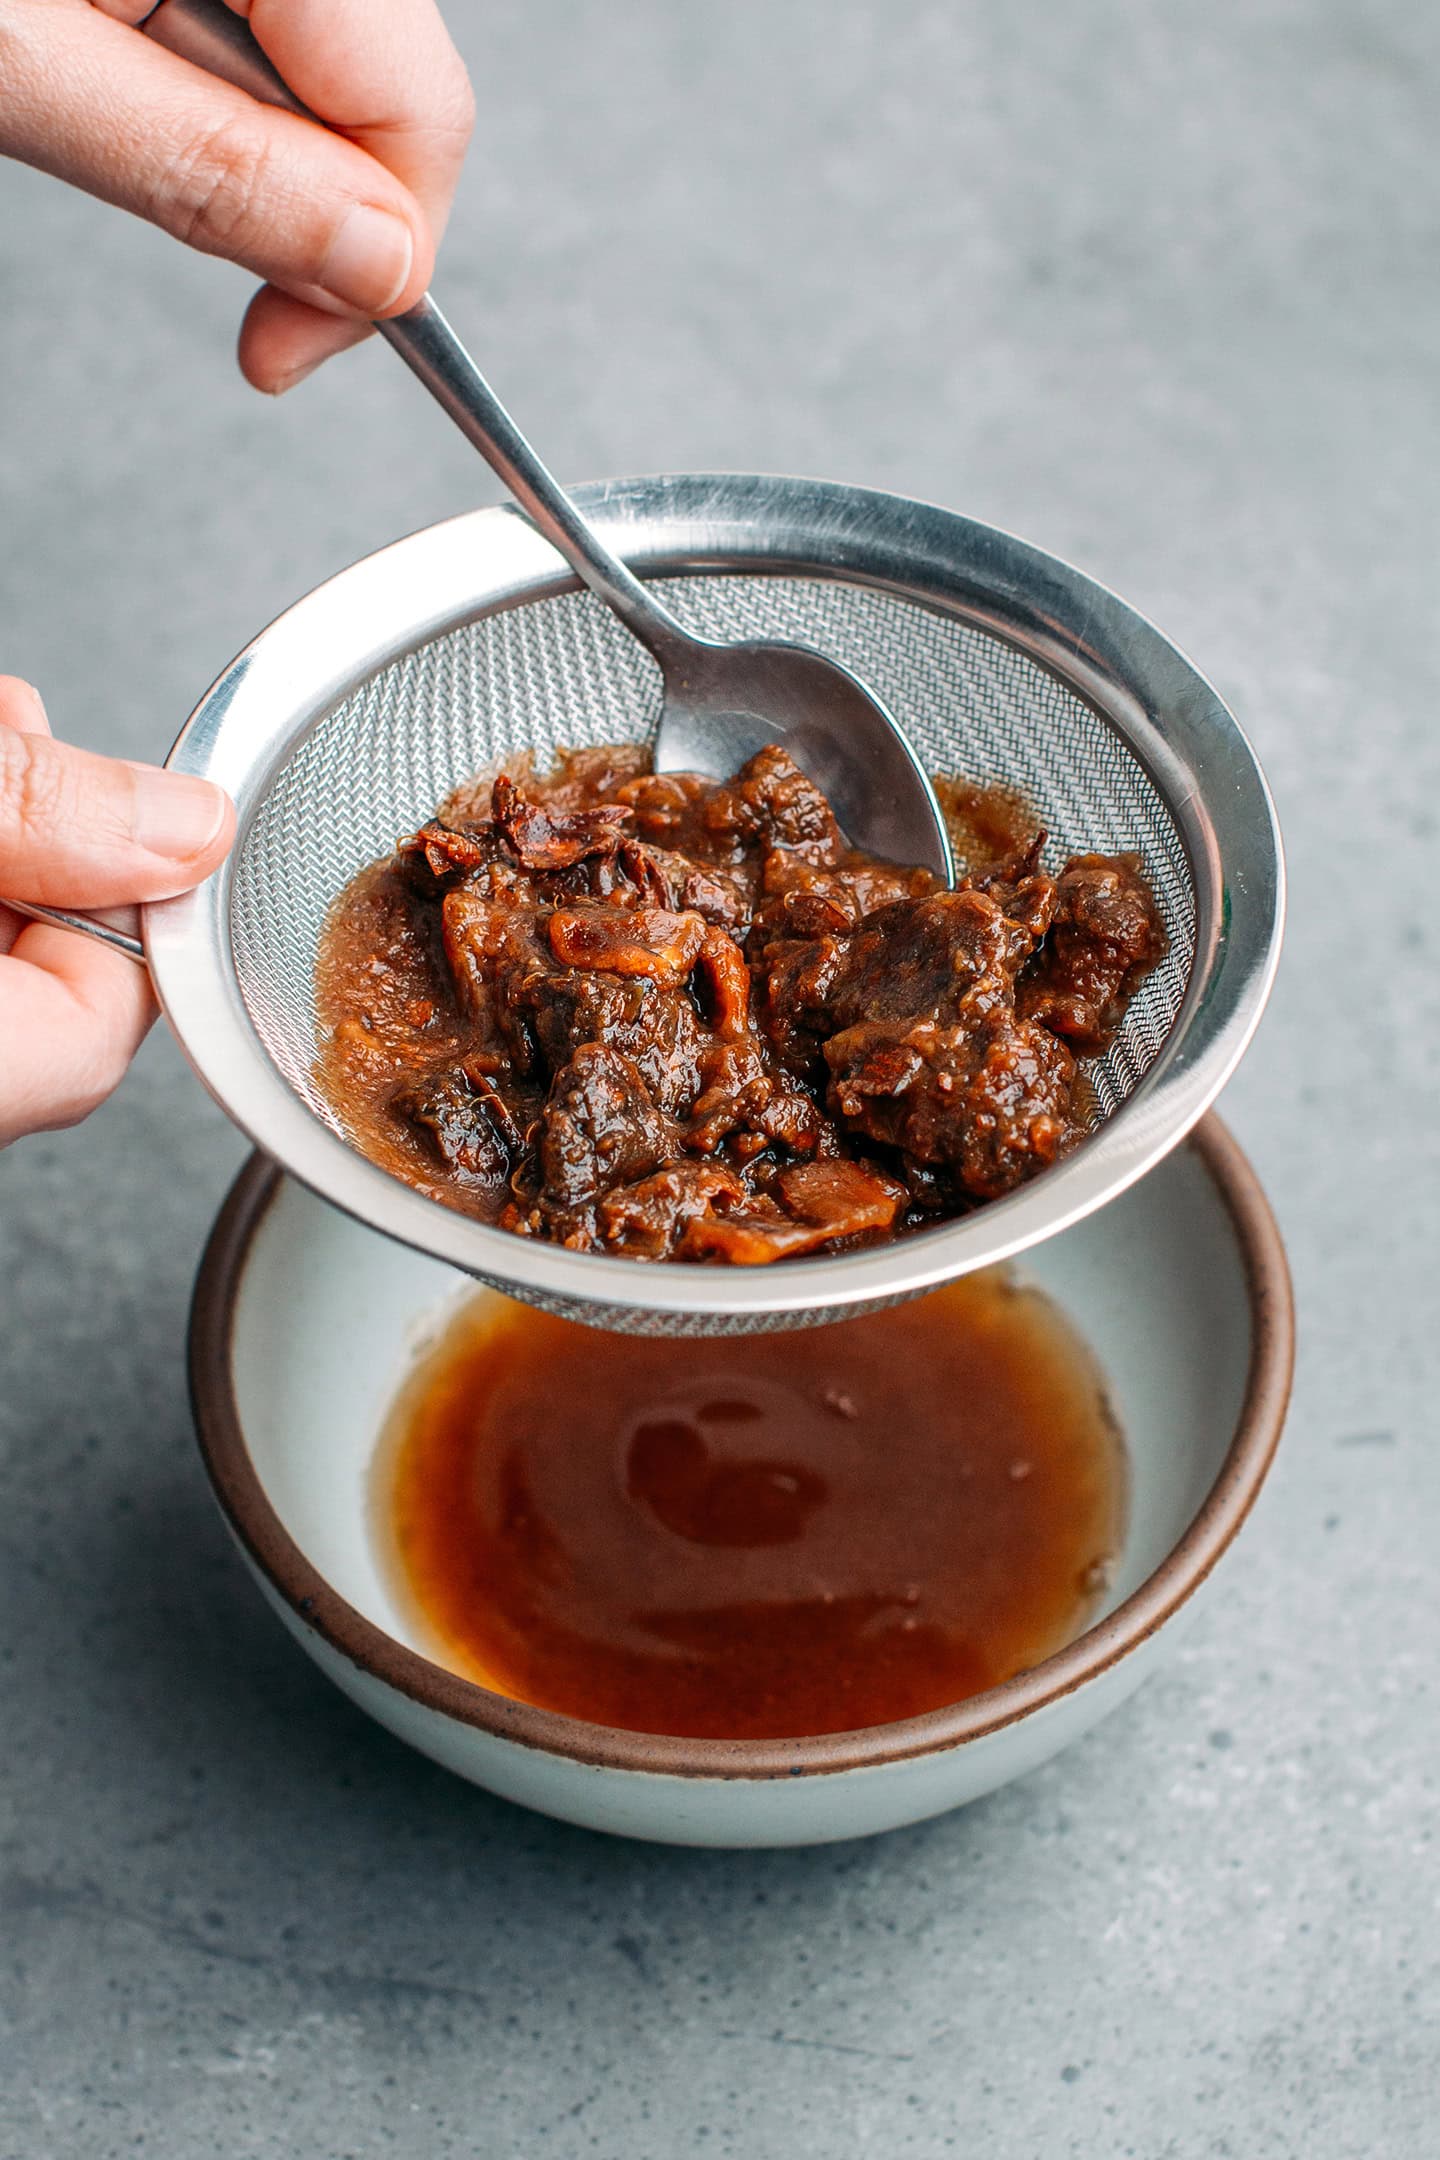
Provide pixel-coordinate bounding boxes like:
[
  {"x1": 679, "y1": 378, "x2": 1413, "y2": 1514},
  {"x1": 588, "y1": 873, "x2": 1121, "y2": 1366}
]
[
  {"x1": 140, "y1": 0, "x2": 698, "y2": 674},
  {"x1": 3, "y1": 898, "x2": 145, "y2": 963}
]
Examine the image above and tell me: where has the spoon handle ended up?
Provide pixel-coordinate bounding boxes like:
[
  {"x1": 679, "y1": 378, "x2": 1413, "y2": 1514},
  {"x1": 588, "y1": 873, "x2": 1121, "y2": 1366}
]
[
  {"x1": 374, "y1": 303, "x2": 692, "y2": 667},
  {"x1": 141, "y1": 0, "x2": 693, "y2": 669}
]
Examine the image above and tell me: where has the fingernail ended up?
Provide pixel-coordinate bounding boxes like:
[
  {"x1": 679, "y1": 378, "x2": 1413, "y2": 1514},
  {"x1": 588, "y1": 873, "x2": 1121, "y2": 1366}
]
[
  {"x1": 130, "y1": 767, "x2": 230, "y2": 860},
  {"x1": 318, "y1": 205, "x2": 414, "y2": 314}
]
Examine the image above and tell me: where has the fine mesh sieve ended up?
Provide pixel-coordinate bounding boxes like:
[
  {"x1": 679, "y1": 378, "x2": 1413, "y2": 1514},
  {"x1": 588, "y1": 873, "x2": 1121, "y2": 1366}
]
[{"x1": 146, "y1": 473, "x2": 1282, "y2": 1334}]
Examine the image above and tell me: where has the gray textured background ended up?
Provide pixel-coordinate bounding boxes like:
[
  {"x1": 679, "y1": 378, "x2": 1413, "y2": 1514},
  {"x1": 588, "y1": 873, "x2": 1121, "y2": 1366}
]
[{"x1": 2, "y1": 3, "x2": 1436, "y2": 2154}]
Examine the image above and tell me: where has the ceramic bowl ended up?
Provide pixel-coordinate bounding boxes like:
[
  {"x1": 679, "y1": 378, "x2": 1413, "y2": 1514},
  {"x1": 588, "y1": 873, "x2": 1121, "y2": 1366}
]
[{"x1": 189, "y1": 1117, "x2": 1292, "y2": 1848}]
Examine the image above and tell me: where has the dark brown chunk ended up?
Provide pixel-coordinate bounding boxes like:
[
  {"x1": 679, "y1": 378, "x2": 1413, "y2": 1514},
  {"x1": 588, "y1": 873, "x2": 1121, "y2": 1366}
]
[
  {"x1": 492, "y1": 771, "x2": 632, "y2": 870},
  {"x1": 512, "y1": 971, "x2": 708, "y2": 1117},
  {"x1": 440, "y1": 881, "x2": 549, "y2": 1050},
  {"x1": 701, "y1": 742, "x2": 845, "y2": 859},
  {"x1": 537, "y1": 1045, "x2": 677, "y2": 1210},
  {"x1": 396, "y1": 820, "x2": 494, "y2": 890},
  {"x1": 761, "y1": 883, "x2": 1050, "y2": 1084},
  {"x1": 391, "y1": 1070, "x2": 512, "y2": 1188},
  {"x1": 1019, "y1": 854, "x2": 1166, "y2": 1053},
  {"x1": 773, "y1": 879, "x2": 1080, "y2": 1199},
  {"x1": 617, "y1": 840, "x2": 756, "y2": 932},
  {"x1": 825, "y1": 1015, "x2": 1076, "y2": 1199},
  {"x1": 820, "y1": 887, "x2": 1051, "y2": 1030}
]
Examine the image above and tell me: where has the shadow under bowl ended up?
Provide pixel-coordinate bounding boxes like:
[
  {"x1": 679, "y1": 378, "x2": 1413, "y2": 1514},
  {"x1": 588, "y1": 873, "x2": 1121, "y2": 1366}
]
[{"x1": 189, "y1": 1115, "x2": 1292, "y2": 1848}]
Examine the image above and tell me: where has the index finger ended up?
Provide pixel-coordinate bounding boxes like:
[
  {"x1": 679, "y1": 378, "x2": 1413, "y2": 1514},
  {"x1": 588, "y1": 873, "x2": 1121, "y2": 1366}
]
[
  {"x1": 95, "y1": 0, "x2": 475, "y2": 225},
  {"x1": 90, "y1": 0, "x2": 475, "y2": 388}
]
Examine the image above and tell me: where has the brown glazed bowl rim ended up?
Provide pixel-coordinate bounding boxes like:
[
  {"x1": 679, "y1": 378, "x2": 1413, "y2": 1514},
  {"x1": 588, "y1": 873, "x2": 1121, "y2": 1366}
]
[{"x1": 189, "y1": 1115, "x2": 1294, "y2": 1781}]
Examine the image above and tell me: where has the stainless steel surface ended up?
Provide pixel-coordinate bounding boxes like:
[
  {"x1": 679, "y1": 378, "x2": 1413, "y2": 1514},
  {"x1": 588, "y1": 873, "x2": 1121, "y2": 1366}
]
[
  {"x1": 142, "y1": 472, "x2": 1283, "y2": 1334},
  {"x1": 137, "y1": 0, "x2": 956, "y2": 879},
  {"x1": 2, "y1": 898, "x2": 144, "y2": 962}
]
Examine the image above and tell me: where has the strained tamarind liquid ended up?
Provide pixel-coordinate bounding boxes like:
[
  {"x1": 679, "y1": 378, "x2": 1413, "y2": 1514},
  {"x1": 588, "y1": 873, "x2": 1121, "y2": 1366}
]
[{"x1": 376, "y1": 1273, "x2": 1127, "y2": 1741}]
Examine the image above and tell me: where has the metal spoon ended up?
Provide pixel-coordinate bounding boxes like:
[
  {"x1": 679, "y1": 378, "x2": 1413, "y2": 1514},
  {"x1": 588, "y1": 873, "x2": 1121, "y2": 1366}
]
[{"x1": 141, "y1": 0, "x2": 955, "y2": 879}]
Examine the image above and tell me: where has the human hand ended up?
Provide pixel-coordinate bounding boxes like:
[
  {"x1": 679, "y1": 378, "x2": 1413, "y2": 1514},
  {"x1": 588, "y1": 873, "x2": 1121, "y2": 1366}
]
[
  {"x1": 0, "y1": 0, "x2": 474, "y2": 392},
  {"x1": 0, "y1": 677, "x2": 234, "y2": 1144}
]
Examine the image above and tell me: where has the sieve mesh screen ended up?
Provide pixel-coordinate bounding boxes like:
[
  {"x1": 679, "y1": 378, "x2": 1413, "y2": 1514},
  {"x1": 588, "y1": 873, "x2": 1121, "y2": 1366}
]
[{"x1": 231, "y1": 572, "x2": 1195, "y2": 1158}]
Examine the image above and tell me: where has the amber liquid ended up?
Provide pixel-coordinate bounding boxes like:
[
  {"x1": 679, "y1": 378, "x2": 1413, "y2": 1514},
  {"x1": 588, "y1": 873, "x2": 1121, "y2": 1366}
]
[{"x1": 375, "y1": 1273, "x2": 1127, "y2": 1740}]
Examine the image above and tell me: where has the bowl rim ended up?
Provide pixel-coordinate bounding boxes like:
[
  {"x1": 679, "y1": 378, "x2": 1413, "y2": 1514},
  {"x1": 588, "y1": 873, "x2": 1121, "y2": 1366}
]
[{"x1": 189, "y1": 1114, "x2": 1294, "y2": 1780}]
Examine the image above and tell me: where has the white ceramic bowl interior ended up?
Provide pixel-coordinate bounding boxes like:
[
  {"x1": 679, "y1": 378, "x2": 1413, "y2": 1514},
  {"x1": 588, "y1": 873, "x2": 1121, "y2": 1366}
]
[{"x1": 191, "y1": 1119, "x2": 1291, "y2": 1848}]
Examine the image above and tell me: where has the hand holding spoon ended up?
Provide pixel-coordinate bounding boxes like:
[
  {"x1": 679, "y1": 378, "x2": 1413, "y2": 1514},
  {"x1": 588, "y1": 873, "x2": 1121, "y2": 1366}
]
[{"x1": 143, "y1": 0, "x2": 956, "y2": 880}]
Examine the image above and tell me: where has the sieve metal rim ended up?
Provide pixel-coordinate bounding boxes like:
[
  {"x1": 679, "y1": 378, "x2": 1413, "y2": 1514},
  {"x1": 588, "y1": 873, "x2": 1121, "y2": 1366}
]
[{"x1": 144, "y1": 472, "x2": 1283, "y2": 1326}]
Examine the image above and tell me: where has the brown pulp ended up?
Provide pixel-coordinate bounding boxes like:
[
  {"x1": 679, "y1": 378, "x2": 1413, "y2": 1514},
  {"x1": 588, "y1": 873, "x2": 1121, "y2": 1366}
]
[
  {"x1": 376, "y1": 1276, "x2": 1128, "y2": 1740},
  {"x1": 315, "y1": 743, "x2": 1165, "y2": 1266}
]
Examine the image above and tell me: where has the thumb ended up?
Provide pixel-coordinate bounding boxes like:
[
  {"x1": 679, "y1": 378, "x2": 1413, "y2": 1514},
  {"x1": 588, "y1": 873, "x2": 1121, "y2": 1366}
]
[{"x1": 0, "y1": 689, "x2": 233, "y2": 909}]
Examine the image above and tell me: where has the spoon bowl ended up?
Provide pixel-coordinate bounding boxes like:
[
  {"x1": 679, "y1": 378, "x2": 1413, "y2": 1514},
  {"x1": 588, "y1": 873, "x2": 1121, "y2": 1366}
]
[{"x1": 651, "y1": 635, "x2": 955, "y2": 877}]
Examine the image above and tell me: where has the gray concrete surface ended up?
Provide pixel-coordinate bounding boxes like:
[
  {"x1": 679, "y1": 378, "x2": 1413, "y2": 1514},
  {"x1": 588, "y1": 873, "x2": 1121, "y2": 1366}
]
[{"x1": 1, "y1": 2, "x2": 1436, "y2": 2153}]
